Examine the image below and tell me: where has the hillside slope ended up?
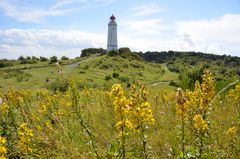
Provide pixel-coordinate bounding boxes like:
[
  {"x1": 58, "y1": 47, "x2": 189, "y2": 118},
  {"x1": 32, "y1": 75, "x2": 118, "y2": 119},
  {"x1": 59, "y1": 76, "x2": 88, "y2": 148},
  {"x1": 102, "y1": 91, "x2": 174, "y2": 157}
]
[
  {"x1": 139, "y1": 51, "x2": 240, "y2": 90},
  {"x1": 0, "y1": 54, "x2": 178, "y2": 90}
]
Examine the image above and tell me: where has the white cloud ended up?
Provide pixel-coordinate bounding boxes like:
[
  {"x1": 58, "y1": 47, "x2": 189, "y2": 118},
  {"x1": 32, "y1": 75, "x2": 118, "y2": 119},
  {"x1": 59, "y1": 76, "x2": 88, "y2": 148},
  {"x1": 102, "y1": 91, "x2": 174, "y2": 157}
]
[
  {"x1": 118, "y1": 14, "x2": 240, "y2": 56},
  {"x1": 0, "y1": 0, "x2": 116, "y2": 23},
  {"x1": 120, "y1": 3, "x2": 240, "y2": 56},
  {"x1": 0, "y1": 29, "x2": 106, "y2": 59},
  {"x1": 129, "y1": 3, "x2": 165, "y2": 17},
  {"x1": 176, "y1": 14, "x2": 240, "y2": 55},
  {"x1": 121, "y1": 19, "x2": 167, "y2": 35},
  {"x1": 0, "y1": 0, "x2": 82, "y2": 23},
  {"x1": 120, "y1": 3, "x2": 168, "y2": 35}
]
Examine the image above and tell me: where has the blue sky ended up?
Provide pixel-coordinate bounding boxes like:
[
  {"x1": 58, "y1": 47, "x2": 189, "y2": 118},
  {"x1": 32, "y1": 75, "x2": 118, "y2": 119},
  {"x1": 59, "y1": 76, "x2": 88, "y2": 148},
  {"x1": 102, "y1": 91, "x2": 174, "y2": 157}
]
[{"x1": 0, "y1": 0, "x2": 239, "y2": 59}]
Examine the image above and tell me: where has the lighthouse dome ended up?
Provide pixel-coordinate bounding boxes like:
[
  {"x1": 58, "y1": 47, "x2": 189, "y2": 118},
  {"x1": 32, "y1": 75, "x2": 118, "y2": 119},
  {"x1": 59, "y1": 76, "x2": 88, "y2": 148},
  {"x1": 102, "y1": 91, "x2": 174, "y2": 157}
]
[{"x1": 110, "y1": 14, "x2": 116, "y2": 20}]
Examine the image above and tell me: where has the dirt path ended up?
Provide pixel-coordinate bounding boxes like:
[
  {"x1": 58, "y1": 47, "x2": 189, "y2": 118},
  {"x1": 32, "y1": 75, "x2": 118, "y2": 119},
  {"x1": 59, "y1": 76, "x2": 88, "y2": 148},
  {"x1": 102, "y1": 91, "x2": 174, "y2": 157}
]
[
  {"x1": 147, "y1": 80, "x2": 172, "y2": 86},
  {"x1": 66, "y1": 55, "x2": 99, "y2": 69}
]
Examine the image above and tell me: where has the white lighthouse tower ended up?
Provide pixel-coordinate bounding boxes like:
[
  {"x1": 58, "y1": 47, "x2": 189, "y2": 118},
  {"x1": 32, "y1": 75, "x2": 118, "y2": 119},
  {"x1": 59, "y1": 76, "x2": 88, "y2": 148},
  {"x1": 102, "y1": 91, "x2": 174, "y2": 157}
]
[{"x1": 107, "y1": 14, "x2": 118, "y2": 52}]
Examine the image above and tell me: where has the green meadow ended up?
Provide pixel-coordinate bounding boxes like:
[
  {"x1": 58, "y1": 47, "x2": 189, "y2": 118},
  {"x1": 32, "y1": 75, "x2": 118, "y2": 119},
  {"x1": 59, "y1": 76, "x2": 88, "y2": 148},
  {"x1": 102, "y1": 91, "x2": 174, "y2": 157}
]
[{"x1": 0, "y1": 51, "x2": 240, "y2": 158}]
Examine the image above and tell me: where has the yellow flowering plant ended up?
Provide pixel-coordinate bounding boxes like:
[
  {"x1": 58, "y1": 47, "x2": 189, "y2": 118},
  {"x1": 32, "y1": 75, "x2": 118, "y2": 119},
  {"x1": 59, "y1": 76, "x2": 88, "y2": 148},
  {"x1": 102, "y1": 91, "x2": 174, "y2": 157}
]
[
  {"x1": 192, "y1": 70, "x2": 214, "y2": 158},
  {"x1": 176, "y1": 87, "x2": 187, "y2": 158},
  {"x1": 177, "y1": 70, "x2": 215, "y2": 158},
  {"x1": 110, "y1": 84, "x2": 131, "y2": 159},
  {"x1": 228, "y1": 84, "x2": 240, "y2": 125},
  {"x1": 227, "y1": 126, "x2": 237, "y2": 137},
  {"x1": 226, "y1": 126, "x2": 238, "y2": 158},
  {"x1": 110, "y1": 82, "x2": 155, "y2": 159},
  {"x1": 193, "y1": 114, "x2": 208, "y2": 131},
  {"x1": 128, "y1": 83, "x2": 154, "y2": 159},
  {"x1": 17, "y1": 123, "x2": 35, "y2": 156},
  {"x1": 0, "y1": 136, "x2": 7, "y2": 159}
]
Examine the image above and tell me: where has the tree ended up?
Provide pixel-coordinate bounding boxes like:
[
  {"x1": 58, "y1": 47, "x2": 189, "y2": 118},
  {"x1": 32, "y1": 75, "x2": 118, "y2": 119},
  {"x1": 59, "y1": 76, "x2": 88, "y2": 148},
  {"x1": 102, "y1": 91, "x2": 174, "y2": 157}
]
[
  {"x1": 18, "y1": 55, "x2": 25, "y2": 61},
  {"x1": 81, "y1": 48, "x2": 104, "y2": 57},
  {"x1": 50, "y1": 56, "x2": 58, "y2": 63},
  {"x1": 32, "y1": 56, "x2": 39, "y2": 61},
  {"x1": 118, "y1": 47, "x2": 131, "y2": 54},
  {"x1": 107, "y1": 50, "x2": 118, "y2": 56},
  {"x1": 61, "y1": 56, "x2": 69, "y2": 60},
  {"x1": 40, "y1": 56, "x2": 48, "y2": 62}
]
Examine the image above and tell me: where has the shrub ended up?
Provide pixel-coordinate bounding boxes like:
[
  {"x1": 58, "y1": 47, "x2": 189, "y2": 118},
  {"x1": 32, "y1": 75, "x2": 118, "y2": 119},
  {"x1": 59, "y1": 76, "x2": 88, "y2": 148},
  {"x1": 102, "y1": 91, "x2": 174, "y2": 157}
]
[
  {"x1": 119, "y1": 76, "x2": 129, "y2": 83},
  {"x1": 0, "y1": 61, "x2": 11, "y2": 68},
  {"x1": 16, "y1": 75, "x2": 27, "y2": 82},
  {"x1": 46, "y1": 78, "x2": 70, "y2": 92},
  {"x1": 105, "y1": 75, "x2": 111, "y2": 81},
  {"x1": 50, "y1": 56, "x2": 58, "y2": 63},
  {"x1": 112, "y1": 72, "x2": 119, "y2": 78},
  {"x1": 27, "y1": 60, "x2": 37, "y2": 64},
  {"x1": 82, "y1": 65, "x2": 89, "y2": 69},
  {"x1": 169, "y1": 81, "x2": 180, "y2": 87},
  {"x1": 61, "y1": 56, "x2": 69, "y2": 60},
  {"x1": 79, "y1": 71, "x2": 86, "y2": 74},
  {"x1": 107, "y1": 50, "x2": 118, "y2": 56},
  {"x1": 81, "y1": 48, "x2": 104, "y2": 57},
  {"x1": 40, "y1": 56, "x2": 48, "y2": 62},
  {"x1": 32, "y1": 56, "x2": 39, "y2": 61},
  {"x1": 20, "y1": 60, "x2": 28, "y2": 64},
  {"x1": 18, "y1": 55, "x2": 25, "y2": 61},
  {"x1": 137, "y1": 72, "x2": 143, "y2": 76},
  {"x1": 99, "y1": 64, "x2": 109, "y2": 69}
]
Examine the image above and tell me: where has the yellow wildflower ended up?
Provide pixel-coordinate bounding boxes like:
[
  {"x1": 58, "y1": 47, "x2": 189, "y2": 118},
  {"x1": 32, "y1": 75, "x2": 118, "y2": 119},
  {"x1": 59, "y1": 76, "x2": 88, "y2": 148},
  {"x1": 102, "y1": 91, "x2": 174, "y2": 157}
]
[
  {"x1": 45, "y1": 120, "x2": 53, "y2": 130},
  {"x1": 110, "y1": 84, "x2": 132, "y2": 140},
  {"x1": 228, "y1": 84, "x2": 240, "y2": 102},
  {"x1": 18, "y1": 123, "x2": 34, "y2": 155},
  {"x1": 0, "y1": 136, "x2": 7, "y2": 159},
  {"x1": 176, "y1": 88, "x2": 187, "y2": 117},
  {"x1": 110, "y1": 84, "x2": 124, "y2": 97},
  {"x1": 227, "y1": 126, "x2": 237, "y2": 137},
  {"x1": 0, "y1": 103, "x2": 9, "y2": 114},
  {"x1": 201, "y1": 70, "x2": 215, "y2": 108},
  {"x1": 129, "y1": 83, "x2": 154, "y2": 131},
  {"x1": 193, "y1": 115, "x2": 208, "y2": 130}
]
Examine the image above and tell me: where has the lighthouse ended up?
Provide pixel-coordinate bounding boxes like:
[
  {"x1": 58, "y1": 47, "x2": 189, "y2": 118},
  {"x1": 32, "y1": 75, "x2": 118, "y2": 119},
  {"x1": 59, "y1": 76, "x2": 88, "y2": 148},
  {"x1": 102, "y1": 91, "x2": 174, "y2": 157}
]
[{"x1": 107, "y1": 14, "x2": 118, "y2": 52}]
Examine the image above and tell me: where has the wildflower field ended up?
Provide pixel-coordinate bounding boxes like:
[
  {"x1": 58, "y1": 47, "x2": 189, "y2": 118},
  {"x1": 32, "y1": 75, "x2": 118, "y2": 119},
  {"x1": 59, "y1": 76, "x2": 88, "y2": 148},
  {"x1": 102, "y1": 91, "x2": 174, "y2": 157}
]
[{"x1": 0, "y1": 69, "x2": 239, "y2": 158}]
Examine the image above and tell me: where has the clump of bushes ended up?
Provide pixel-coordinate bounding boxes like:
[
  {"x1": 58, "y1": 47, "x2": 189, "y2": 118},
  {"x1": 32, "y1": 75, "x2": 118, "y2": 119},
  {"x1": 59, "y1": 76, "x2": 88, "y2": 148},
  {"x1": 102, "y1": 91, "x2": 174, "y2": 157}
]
[
  {"x1": 81, "y1": 48, "x2": 105, "y2": 57},
  {"x1": 3, "y1": 69, "x2": 32, "y2": 82},
  {"x1": 46, "y1": 77, "x2": 70, "y2": 92},
  {"x1": 112, "y1": 72, "x2": 119, "y2": 78},
  {"x1": 61, "y1": 56, "x2": 69, "y2": 60},
  {"x1": 105, "y1": 75, "x2": 112, "y2": 81},
  {"x1": 49, "y1": 56, "x2": 58, "y2": 63}
]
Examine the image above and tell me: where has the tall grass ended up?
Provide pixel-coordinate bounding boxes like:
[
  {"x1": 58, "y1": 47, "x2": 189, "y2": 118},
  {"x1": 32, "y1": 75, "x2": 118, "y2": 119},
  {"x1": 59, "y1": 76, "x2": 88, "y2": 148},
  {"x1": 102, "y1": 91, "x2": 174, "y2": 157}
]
[{"x1": 0, "y1": 71, "x2": 239, "y2": 158}]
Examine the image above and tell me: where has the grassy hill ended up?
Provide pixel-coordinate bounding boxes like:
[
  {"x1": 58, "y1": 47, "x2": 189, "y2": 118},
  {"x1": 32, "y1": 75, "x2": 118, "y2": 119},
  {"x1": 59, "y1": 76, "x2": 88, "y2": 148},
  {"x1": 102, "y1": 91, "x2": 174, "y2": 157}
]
[
  {"x1": 0, "y1": 50, "x2": 240, "y2": 158},
  {"x1": 1, "y1": 50, "x2": 239, "y2": 92},
  {"x1": 139, "y1": 51, "x2": 240, "y2": 91},
  {"x1": 0, "y1": 53, "x2": 178, "y2": 90}
]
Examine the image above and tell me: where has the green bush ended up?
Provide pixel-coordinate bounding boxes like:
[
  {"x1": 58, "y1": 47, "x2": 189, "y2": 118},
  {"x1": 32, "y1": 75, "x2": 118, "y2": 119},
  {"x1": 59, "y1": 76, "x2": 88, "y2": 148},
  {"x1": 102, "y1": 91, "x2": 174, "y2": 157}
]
[
  {"x1": 46, "y1": 78, "x2": 70, "y2": 92},
  {"x1": 79, "y1": 71, "x2": 86, "y2": 74},
  {"x1": 81, "y1": 48, "x2": 104, "y2": 57},
  {"x1": 107, "y1": 50, "x2": 118, "y2": 56},
  {"x1": 105, "y1": 75, "x2": 112, "y2": 81},
  {"x1": 169, "y1": 81, "x2": 180, "y2": 87},
  {"x1": 61, "y1": 56, "x2": 69, "y2": 60},
  {"x1": 112, "y1": 72, "x2": 119, "y2": 78},
  {"x1": 82, "y1": 65, "x2": 89, "y2": 69},
  {"x1": 119, "y1": 76, "x2": 129, "y2": 83},
  {"x1": 40, "y1": 56, "x2": 48, "y2": 62},
  {"x1": 137, "y1": 72, "x2": 143, "y2": 76},
  {"x1": 50, "y1": 56, "x2": 58, "y2": 63}
]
